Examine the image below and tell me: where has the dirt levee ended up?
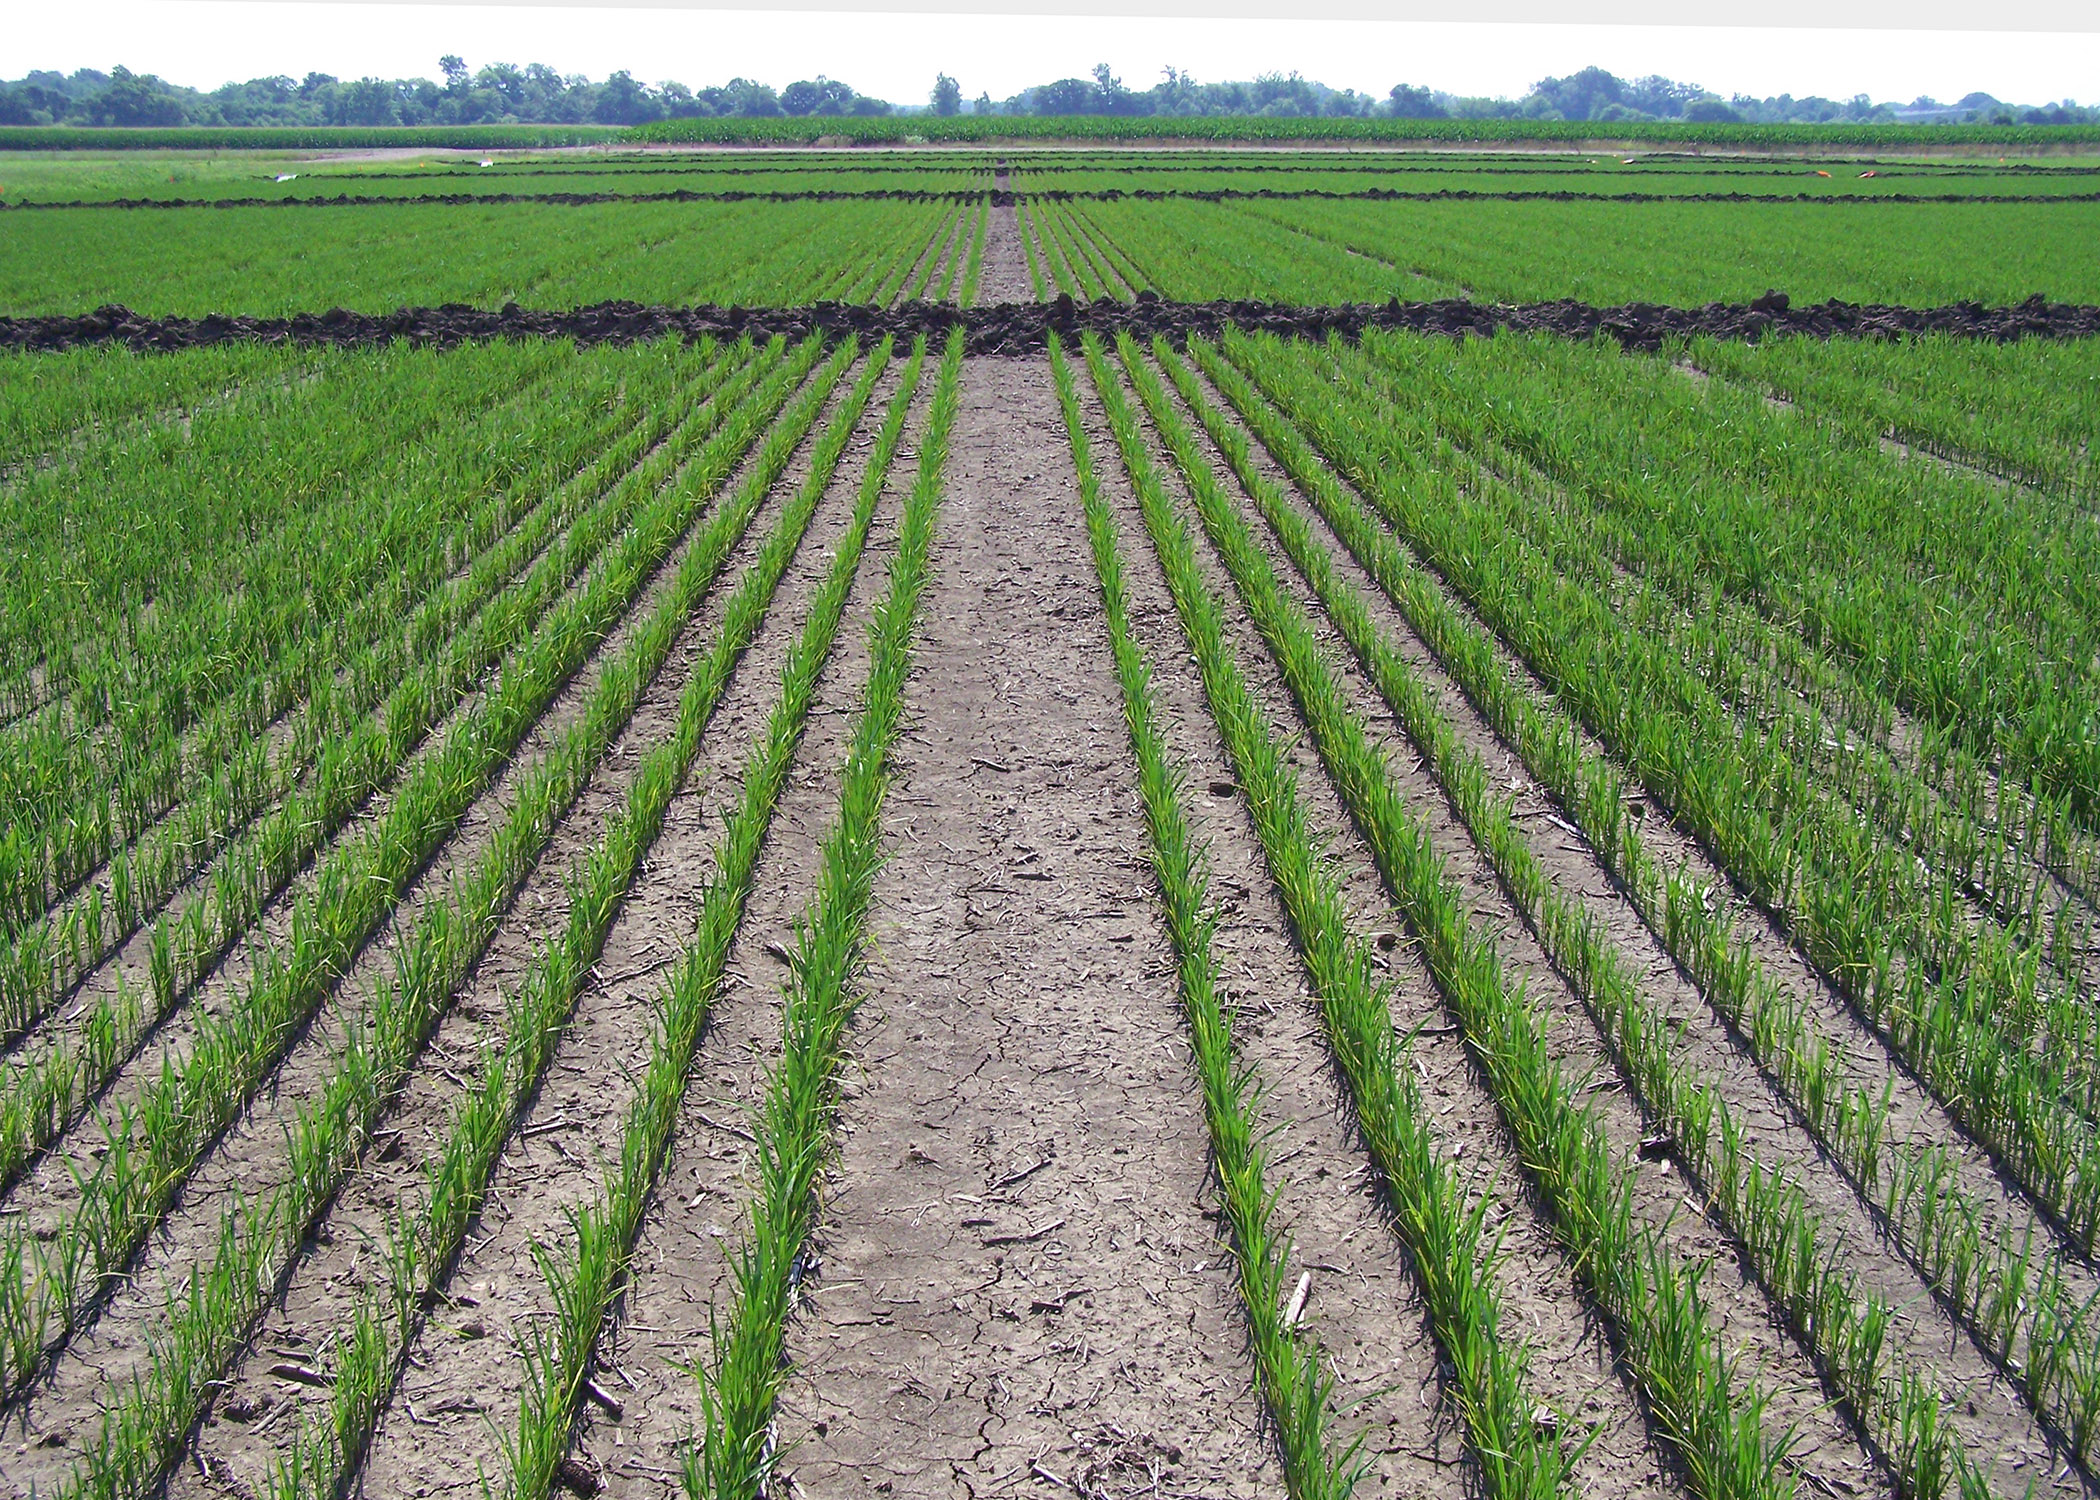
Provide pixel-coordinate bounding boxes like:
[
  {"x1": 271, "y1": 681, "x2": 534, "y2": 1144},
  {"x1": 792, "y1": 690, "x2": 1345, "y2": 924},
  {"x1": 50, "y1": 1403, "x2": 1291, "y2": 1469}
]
[{"x1": 8, "y1": 291, "x2": 2098, "y2": 355}]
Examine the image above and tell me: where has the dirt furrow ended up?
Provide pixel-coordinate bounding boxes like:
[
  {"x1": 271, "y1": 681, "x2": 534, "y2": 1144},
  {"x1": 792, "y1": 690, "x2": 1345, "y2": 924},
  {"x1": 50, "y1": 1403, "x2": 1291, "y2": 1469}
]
[{"x1": 745, "y1": 355, "x2": 1279, "y2": 1499}]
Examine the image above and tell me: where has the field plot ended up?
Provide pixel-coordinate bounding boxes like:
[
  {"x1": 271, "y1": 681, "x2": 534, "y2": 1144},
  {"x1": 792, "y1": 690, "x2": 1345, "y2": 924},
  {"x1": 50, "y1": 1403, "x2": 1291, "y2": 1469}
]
[{"x1": 1, "y1": 144, "x2": 2097, "y2": 1500}]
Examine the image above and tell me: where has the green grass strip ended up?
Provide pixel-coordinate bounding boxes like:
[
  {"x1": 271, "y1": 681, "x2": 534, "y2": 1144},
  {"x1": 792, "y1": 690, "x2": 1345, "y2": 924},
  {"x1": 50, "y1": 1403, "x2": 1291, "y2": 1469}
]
[
  {"x1": 1076, "y1": 331, "x2": 1576, "y2": 1500},
  {"x1": 689, "y1": 329, "x2": 963, "y2": 1500}
]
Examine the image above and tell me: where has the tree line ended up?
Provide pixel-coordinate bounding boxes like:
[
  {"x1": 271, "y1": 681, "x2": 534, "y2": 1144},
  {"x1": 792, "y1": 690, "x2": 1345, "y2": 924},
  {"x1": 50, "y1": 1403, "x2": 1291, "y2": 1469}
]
[{"x1": 1, "y1": 59, "x2": 2090, "y2": 130}]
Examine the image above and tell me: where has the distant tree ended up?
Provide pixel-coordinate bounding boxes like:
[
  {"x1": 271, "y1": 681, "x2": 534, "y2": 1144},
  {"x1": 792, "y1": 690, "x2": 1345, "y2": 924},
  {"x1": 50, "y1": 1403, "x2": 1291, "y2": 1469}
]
[
  {"x1": 720, "y1": 77, "x2": 782, "y2": 116},
  {"x1": 1386, "y1": 83, "x2": 1445, "y2": 118},
  {"x1": 1623, "y1": 73, "x2": 1704, "y2": 118},
  {"x1": 90, "y1": 67, "x2": 188, "y2": 126},
  {"x1": 593, "y1": 69, "x2": 661, "y2": 124},
  {"x1": 1033, "y1": 77, "x2": 1098, "y2": 114},
  {"x1": 932, "y1": 73, "x2": 961, "y2": 116},
  {"x1": 972, "y1": 90, "x2": 993, "y2": 116},
  {"x1": 1251, "y1": 71, "x2": 1317, "y2": 116},
  {"x1": 440, "y1": 54, "x2": 469, "y2": 91},
  {"x1": 1092, "y1": 62, "x2": 1142, "y2": 115},
  {"x1": 1681, "y1": 97, "x2": 1740, "y2": 123},
  {"x1": 658, "y1": 81, "x2": 708, "y2": 117},
  {"x1": 1151, "y1": 66, "x2": 1198, "y2": 116},
  {"x1": 782, "y1": 76, "x2": 858, "y2": 115},
  {"x1": 1526, "y1": 66, "x2": 1623, "y2": 120},
  {"x1": 330, "y1": 76, "x2": 401, "y2": 125},
  {"x1": 0, "y1": 85, "x2": 47, "y2": 125}
]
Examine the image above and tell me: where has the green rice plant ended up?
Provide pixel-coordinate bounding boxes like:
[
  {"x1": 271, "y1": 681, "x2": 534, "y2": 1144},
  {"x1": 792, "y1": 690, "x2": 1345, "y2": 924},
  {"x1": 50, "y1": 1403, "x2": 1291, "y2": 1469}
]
[
  {"x1": 489, "y1": 335, "x2": 931, "y2": 1499},
  {"x1": 1329, "y1": 331, "x2": 2100, "y2": 1242},
  {"x1": 1193, "y1": 332, "x2": 2100, "y2": 1475},
  {"x1": 959, "y1": 194, "x2": 990, "y2": 306},
  {"x1": 1050, "y1": 333, "x2": 1357, "y2": 1498},
  {"x1": 0, "y1": 343, "x2": 783, "y2": 1207},
  {"x1": 1231, "y1": 329, "x2": 2100, "y2": 1242},
  {"x1": 1048, "y1": 198, "x2": 1144, "y2": 298},
  {"x1": 0, "y1": 344, "x2": 572, "y2": 935},
  {"x1": 1078, "y1": 332, "x2": 1584, "y2": 1500},
  {"x1": 1092, "y1": 329, "x2": 1789, "y2": 1500},
  {"x1": 1691, "y1": 333, "x2": 2100, "y2": 507},
  {"x1": 1062, "y1": 199, "x2": 1155, "y2": 296},
  {"x1": 44, "y1": 338, "x2": 880, "y2": 1500},
  {"x1": 0, "y1": 342, "x2": 739, "y2": 1057},
  {"x1": 1035, "y1": 198, "x2": 1113, "y2": 300},
  {"x1": 1016, "y1": 198, "x2": 1050, "y2": 299},
  {"x1": 687, "y1": 330, "x2": 963, "y2": 1500},
  {"x1": 0, "y1": 336, "x2": 835, "y2": 1417}
]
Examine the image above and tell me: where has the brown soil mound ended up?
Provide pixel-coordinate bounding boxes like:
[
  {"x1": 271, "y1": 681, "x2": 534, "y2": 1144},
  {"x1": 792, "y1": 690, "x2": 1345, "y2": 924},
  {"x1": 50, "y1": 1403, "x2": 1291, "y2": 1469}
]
[{"x1": 4, "y1": 290, "x2": 2093, "y2": 356}]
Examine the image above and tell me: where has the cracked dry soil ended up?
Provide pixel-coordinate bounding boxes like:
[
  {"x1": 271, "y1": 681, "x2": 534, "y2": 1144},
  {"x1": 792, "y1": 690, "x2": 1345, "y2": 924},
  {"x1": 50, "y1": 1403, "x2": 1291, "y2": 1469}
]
[{"x1": 772, "y1": 356, "x2": 1279, "y2": 1498}]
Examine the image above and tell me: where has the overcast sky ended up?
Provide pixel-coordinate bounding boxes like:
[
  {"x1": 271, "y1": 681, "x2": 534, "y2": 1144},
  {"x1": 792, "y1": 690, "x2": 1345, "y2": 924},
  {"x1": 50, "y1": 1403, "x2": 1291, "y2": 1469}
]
[{"x1": 6, "y1": 2, "x2": 2097, "y2": 107}]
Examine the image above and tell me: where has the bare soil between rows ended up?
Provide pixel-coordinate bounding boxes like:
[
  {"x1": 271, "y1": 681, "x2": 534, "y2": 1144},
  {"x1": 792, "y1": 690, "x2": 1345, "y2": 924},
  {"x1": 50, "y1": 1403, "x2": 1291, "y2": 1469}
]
[{"x1": 8, "y1": 291, "x2": 2099, "y2": 357}]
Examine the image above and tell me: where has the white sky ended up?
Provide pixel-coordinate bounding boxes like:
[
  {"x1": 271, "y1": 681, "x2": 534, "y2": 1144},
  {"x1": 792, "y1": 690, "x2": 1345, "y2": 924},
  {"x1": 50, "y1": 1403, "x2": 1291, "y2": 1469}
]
[{"x1": 4, "y1": 2, "x2": 2096, "y2": 108}]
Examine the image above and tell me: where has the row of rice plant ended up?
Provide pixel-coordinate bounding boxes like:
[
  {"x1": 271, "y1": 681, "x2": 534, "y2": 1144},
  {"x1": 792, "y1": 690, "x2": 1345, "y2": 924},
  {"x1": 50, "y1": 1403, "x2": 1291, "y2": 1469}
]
[
  {"x1": 0, "y1": 341, "x2": 788, "y2": 1240},
  {"x1": 0, "y1": 343, "x2": 571, "y2": 932},
  {"x1": 1048, "y1": 333, "x2": 1357, "y2": 1499},
  {"x1": 502, "y1": 334, "x2": 937, "y2": 1500},
  {"x1": 687, "y1": 330, "x2": 964, "y2": 1500},
  {"x1": 1328, "y1": 329, "x2": 2100, "y2": 1270},
  {"x1": 0, "y1": 338, "x2": 833, "y2": 1418},
  {"x1": 40, "y1": 334, "x2": 878, "y2": 1500},
  {"x1": 0, "y1": 342, "x2": 747, "y2": 1071},
  {"x1": 1142, "y1": 336, "x2": 1997, "y2": 1492},
  {"x1": 1077, "y1": 329, "x2": 1601, "y2": 1500},
  {"x1": 268, "y1": 337, "x2": 921, "y2": 1500},
  {"x1": 1205, "y1": 330, "x2": 2100, "y2": 1472}
]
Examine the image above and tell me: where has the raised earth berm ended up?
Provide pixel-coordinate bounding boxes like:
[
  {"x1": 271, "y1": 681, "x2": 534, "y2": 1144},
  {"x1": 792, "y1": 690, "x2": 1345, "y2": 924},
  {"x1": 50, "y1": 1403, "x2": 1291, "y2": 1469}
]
[{"x1": 5, "y1": 290, "x2": 2097, "y2": 356}]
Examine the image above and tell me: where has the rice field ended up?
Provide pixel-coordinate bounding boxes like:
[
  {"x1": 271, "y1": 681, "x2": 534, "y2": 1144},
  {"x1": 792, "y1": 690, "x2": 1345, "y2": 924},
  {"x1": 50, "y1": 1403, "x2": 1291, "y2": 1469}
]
[{"x1": 1, "y1": 143, "x2": 2096, "y2": 1500}]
